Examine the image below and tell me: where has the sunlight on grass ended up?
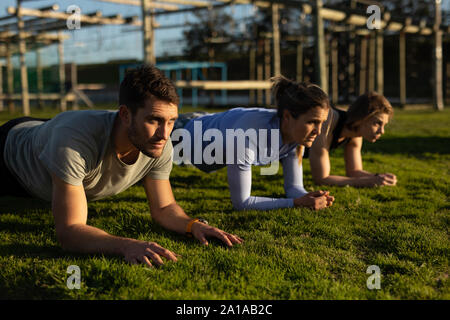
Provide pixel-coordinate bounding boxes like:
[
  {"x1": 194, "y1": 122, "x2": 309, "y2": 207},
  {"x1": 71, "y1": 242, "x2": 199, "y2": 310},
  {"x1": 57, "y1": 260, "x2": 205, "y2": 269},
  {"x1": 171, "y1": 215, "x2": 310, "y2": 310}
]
[{"x1": 0, "y1": 107, "x2": 449, "y2": 299}]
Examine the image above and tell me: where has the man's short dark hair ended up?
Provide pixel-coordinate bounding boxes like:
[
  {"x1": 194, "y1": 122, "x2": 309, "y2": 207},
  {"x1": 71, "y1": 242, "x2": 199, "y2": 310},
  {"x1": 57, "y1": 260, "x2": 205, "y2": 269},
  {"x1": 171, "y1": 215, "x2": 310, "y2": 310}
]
[{"x1": 119, "y1": 64, "x2": 179, "y2": 114}]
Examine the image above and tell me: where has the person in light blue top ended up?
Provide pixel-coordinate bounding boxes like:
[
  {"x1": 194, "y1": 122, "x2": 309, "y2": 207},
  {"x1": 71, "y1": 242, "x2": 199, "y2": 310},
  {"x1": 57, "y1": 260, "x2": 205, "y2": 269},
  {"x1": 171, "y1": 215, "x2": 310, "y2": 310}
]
[{"x1": 171, "y1": 76, "x2": 335, "y2": 211}]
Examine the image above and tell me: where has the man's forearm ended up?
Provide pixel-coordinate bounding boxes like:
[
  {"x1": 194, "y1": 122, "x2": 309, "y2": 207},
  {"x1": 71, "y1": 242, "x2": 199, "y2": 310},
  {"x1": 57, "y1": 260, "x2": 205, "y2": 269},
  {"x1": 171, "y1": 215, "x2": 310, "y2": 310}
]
[
  {"x1": 151, "y1": 202, "x2": 192, "y2": 235},
  {"x1": 57, "y1": 223, "x2": 134, "y2": 256}
]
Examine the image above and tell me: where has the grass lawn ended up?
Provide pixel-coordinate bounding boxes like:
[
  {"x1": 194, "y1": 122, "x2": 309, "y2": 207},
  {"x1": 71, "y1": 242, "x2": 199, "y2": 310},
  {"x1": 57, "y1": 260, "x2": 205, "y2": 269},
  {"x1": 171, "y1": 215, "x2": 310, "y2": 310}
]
[{"x1": 0, "y1": 106, "x2": 449, "y2": 300}]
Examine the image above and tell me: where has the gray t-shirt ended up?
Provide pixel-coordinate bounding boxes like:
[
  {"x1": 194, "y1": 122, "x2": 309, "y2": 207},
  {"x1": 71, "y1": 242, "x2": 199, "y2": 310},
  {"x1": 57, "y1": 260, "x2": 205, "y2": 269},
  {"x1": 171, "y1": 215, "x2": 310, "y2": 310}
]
[{"x1": 3, "y1": 110, "x2": 173, "y2": 201}]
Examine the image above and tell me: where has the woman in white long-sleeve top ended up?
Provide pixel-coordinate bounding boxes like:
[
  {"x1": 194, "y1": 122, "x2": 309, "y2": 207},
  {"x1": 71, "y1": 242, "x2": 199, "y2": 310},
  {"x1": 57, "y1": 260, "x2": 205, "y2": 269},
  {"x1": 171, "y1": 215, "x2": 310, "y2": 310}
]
[{"x1": 172, "y1": 76, "x2": 335, "y2": 211}]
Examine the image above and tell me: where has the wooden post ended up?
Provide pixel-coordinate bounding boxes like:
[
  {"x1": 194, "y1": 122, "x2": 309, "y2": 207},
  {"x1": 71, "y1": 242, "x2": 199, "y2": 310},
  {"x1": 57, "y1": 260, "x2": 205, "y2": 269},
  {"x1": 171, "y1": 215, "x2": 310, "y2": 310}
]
[
  {"x1": 399, "y1": 31, "x2": 406, "y2": 107},
  {"x1": 359, "y1": 35, "x2": 368, "y2": 95},
  {"x1": 376, "y1": 29, "x2": 384, "y2": 95},
  {"x1": 348, "y1": 0, "x2": 356, "y2": 100},
  {"x1": 296, "y1": 40, "x2": 303, "y2": 83},
  {"x1": 6, "y1": 41, "x2": 14, "y2": 113},
  {"x1": 58, "y1": 33, "x2": 66, "y2": 112},
  {"x1": 368, "y1": 32, "x2": 376, "y2": 92},
  {"x1": 0, "y1": 61, "x2": 3, "y2": 111},
  {"x1": 331, "y1": 35, "x2": 339, "y2": 104},
  {"x1": 71, "y1": 63, "x2": 79, "y2": 110},
  {"x1": 272, "y1": 3, "x2": 281, "y2": 77},
  {"x1": 249, "y1": 42, "x2": 256, "y2": 104},
  {"x1": 17, "y1": 0, "x2": 30, "y2": 116},
  {"x1": 297, "y1": 13, "x2": 305, "y2": 83},
  {"x1": 257, "y1": 65, "x2": 263, "y2": 105},
  {"x1": 36, "y1": 47, "x2": 44, "y2": 109},
  {"x1": 257, "y1": 39, "x2": 263, "y2": 105},
  {"x1": 314, "y1": 0, "x2": 328, "y2": 94},
  {"x1": 142, "y1": 0, "x2": 155, "y2": 65},
  {"x1": 433, "y1": 0, "x2": 444, "y2": 111},
  {"x1": 264, "y1": 38, "x2": 271, "y2": 105},
  {"x1": 447, "y1": 62, "x2": 450, "y2": 105}
]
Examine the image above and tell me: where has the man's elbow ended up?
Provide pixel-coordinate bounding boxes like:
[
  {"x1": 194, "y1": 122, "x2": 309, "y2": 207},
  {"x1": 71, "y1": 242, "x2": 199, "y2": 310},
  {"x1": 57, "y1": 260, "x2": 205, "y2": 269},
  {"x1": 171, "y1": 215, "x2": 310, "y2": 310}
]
[{"x1": 55, "y1": 225, "x2": 77, "y2": 251}]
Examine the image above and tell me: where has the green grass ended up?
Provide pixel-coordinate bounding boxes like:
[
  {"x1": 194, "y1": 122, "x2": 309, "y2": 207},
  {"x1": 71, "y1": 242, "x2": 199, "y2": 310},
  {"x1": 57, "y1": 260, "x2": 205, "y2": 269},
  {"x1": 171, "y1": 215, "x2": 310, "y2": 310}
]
[{"x1": 0, "y1": 106, "x2": 449, "y2": 300}]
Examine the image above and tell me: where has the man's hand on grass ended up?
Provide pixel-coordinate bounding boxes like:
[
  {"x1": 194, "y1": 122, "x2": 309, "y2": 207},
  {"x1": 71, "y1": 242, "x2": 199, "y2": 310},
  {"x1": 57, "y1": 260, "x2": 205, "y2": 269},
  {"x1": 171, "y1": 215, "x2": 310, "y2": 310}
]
[
  {"x1": 191, "y1": 222, "x2": 244, "y2": 247},
  {"x1": 123, "y1": 239, "x2": 179, "y2": 268}
]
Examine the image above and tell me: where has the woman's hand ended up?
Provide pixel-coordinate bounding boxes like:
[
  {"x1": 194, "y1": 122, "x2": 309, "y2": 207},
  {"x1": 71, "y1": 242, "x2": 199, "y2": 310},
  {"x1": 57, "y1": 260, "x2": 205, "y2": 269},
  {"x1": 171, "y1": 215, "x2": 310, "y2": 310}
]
[
  {"x1": 371, "y1": 173, "x2": 397, "y2": 186},
  {"x1": 294, "y1": 191, "x2": 334, "y2": 210}
]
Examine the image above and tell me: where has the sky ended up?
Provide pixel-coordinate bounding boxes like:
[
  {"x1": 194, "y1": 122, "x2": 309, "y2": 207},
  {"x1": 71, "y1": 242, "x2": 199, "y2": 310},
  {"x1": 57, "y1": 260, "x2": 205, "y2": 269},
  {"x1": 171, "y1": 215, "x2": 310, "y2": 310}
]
[{"x1": 0, "y1": 0, "x2": 449, "y2": 67}]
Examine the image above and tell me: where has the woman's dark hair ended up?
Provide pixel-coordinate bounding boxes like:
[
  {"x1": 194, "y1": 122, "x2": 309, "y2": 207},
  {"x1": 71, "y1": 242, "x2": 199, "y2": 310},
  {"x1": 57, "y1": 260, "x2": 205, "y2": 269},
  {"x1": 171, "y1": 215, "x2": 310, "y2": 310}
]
[
  {"x1": 271, "y1": 75, "x2": 330, "y2": 119},
  {"x1": 271, "y1": 75, "x2": 330, "y2": 164},
  {"x1": 119, "y1": 64, "x2": 179, "y2": 114},
  {"x1": 345, "y1": 91, "x2": 393, "y2": 130}
]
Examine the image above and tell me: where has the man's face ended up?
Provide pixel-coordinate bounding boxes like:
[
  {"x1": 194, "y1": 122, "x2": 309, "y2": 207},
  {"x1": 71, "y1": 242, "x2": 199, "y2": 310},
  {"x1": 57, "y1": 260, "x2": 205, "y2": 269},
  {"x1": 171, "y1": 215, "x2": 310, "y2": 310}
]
[{"x1": 127, "y1": 97, "x2": 178, "y2": 158}]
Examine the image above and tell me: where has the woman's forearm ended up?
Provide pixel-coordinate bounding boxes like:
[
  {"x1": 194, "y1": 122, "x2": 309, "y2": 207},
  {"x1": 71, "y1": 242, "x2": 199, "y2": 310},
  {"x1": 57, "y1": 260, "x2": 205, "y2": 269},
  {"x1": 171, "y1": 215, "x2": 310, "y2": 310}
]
[{"x1": 317, "y1": 174, "x2": 375, "y2": 187}]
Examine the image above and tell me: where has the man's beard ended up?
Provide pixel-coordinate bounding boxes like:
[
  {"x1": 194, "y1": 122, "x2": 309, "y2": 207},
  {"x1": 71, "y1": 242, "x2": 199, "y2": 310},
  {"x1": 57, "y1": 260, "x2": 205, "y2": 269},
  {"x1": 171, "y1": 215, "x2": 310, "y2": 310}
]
[{"x1": 127, "y1": 120, "x2": 165, "y2": 158}]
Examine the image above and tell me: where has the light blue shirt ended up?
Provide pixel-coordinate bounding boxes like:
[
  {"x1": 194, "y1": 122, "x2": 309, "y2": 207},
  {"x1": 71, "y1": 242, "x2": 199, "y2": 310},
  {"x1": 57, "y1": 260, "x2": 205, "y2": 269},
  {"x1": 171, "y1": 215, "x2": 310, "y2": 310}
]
[{"x1": 179, "y1": 107, "x2": 308, "y2": 210}]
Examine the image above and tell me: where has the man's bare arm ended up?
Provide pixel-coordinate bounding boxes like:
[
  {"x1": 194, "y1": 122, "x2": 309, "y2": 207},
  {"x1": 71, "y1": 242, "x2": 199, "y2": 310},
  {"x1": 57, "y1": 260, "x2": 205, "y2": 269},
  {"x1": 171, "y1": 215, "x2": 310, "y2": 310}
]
[
  {"x1": 51, "y1": 173, "x2": 178, "y2": 266},
  {"x1": 143, "y1": 177, "x2": 243, "y2": 247}
]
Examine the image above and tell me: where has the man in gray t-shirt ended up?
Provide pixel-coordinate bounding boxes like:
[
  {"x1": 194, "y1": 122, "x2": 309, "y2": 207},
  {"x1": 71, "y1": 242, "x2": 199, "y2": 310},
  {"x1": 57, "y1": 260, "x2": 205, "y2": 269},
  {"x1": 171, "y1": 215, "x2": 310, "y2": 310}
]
[{"x1": 1, "y1": 65, "x2": 242, "y2": 267}]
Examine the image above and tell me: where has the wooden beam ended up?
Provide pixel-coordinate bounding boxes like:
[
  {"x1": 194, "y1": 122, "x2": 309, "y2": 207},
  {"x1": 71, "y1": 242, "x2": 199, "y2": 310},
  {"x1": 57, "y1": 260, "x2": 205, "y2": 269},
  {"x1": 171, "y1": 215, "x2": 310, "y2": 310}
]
[
  {"x1": 94, "y1": 0, "x2": 178, "y2": 10},
  {"x1": 155, "y1": 0, "x2": 210, "y2": 7},
  {"x1": 7, "y1": 6, "x2": 141, "y2": 26},
  {"x1": 174, "y1": 80, "x2": 272, "y2": 90}
]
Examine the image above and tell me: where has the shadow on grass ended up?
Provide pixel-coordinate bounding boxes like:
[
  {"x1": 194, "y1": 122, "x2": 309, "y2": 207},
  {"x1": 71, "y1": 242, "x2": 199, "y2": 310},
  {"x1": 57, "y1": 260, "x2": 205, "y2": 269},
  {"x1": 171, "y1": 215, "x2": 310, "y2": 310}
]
[
  {"x1": 364, "y1": 136, "x2": 450, "y2": 155},
  {"x1": 0, "y1": 196, "x2": 50, "y2": 215}
]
